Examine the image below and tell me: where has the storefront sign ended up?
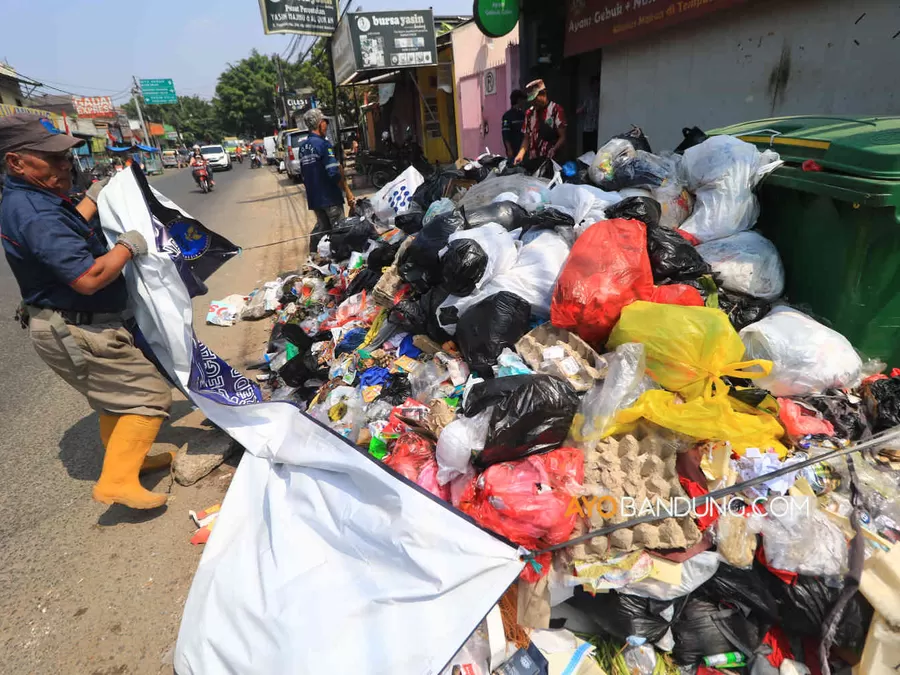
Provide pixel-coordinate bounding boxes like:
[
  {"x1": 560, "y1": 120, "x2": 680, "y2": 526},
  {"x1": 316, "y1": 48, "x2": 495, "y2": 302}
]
[
  {"x1": 258, "y1": 0, "x2": 338, "y2": 36},
  {"x1": 474, "y1": 0, "x2": 519, "y2": 39},
  {"x1": 332, "y1": 10, "x2": 437, "y2": 85},
  {"x1": 564, "y1": 0, "x2": 750, "y2": 57},
  {"x1": 140, "y1": 79, "x2": 178, "y2": 105},
  {"x1": 72, "y1": 96, "x2": 116, "y2": 118},
  {"x1": 148, "y1": 122, "x2": 166, "y2": 137}
]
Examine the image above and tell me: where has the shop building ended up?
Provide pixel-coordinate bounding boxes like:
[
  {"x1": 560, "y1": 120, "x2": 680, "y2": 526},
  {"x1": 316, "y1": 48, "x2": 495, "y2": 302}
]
[
  {"x1": 520, "y1": 0, "x2": 900, "y2": 156},
  {"x1": 451, "y1": 20, "x2": 520, "y2": 160}
]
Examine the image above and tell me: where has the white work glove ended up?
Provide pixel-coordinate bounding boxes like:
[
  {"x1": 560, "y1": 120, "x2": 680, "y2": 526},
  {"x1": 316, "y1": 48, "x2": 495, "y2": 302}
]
[
  {"x1": 116, "y1": 230, "x2": 149, "y2": 258},
  {"x1": 86, "y1": 177, "x2": 110, "y2": 203}
]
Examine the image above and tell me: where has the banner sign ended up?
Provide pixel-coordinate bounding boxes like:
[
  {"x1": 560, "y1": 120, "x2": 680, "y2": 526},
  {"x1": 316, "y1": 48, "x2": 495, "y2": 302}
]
[
  {"x1": 258, "y1": 0, "x2": 338, "y2": 36},
  {"x1": 332, "y1": 10, "x2": 437, "y2": 85},
  {"x1": 474, "y1": 0, "x2": 519, "y2": 39},
  {"x1": 140, "y1": 79, "x2": 178, "y2": 105},
  {"x1": 72, "y1": 96, "x2": 116, "y2": 118},
  {"x1": 564, "y1": 0, "x2": 751, "y2": 57}
]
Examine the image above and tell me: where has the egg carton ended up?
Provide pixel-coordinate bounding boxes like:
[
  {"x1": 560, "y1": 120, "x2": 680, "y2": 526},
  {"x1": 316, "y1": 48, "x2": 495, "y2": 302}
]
[
  {"x1": 571, "y1": 432, "x2": 702, "y2": 561},
  {"x1": 515, "y1": 323, "x2": 606, "y2": 392}
]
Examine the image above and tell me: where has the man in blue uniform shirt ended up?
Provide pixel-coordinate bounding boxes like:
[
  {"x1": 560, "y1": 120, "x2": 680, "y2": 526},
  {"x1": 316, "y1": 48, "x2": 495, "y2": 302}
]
[
  {"x1": 0, "y1": 114, "x2": 173, "y2": 511},
  {"x1": 298, "y1": 108, "x2": 355, "y2": 252}
]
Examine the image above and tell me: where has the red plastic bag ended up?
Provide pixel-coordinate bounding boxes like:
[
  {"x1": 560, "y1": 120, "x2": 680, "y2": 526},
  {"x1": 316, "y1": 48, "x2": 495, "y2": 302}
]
[
  {"x1": 649, "y1": 284, "x2": 704, "y2": 307},
  {"x1": 383, "y1": 432, "x2": 450, "y2": 501},
  {"x1": 777, "y1": 398, "x2": 835, "y2": 437},
  {"x1": 551, "y1": 219, "x2": 654, "y2": 346},
  {"x1": 458, "y1": 448, "x2": 584, "y2": 554}
]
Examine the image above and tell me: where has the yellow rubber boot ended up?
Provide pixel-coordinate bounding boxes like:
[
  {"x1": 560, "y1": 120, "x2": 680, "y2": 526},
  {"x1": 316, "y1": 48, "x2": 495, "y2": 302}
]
[
  {"x1": 99, "y1": 413, "x2": 174, "y2": 475},
  {"x1": 93, "y1": 415, "x2": 168, "y2": 509}
]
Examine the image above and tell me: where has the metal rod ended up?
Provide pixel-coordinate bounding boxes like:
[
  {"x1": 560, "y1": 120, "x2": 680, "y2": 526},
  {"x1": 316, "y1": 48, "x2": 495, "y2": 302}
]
[{"x1": 524, "y1": 425, "x2": 900, "y2": 558}]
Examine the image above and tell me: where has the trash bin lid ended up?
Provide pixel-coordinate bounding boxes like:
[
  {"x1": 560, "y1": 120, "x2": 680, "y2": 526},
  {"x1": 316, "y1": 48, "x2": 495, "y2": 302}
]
[{"x1": 710, "y1": 116, "x2": 900, "y2": 180}]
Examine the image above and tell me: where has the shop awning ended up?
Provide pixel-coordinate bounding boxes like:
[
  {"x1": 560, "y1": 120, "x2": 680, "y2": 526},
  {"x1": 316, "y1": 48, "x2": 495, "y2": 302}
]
[{"x1": 106, "y1": 143, "x2": 159, "y2": 153}]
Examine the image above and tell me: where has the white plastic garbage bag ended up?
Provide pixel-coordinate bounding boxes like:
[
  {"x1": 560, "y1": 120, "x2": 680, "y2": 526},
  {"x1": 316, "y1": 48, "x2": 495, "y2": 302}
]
[
  {"x1": 96, "y1": 168, "x2": 524, "y2": 675},
  {"x1": 444, "y1": 222, "x2": 519, "y2": 293},
  {"x1": 436, "y1": 409, "x2": 492, "y2": 485},
  {"x1": 680, "y1": 136, "x2": 782, "y2": 242},
  {"x1": 548, "y1": 183, "x2": 620, "y2": 231},
  {"x1": 740, "y1": 306, "x2": 863, "y2": 396},
  {"x1": 696, "y1": 231, "x2": 785, "y2": 300},
  {"x1": 437, "y1": 229, "x2": 571, "y2": 334},
  {"x1": 371, "y1": 166, "x2": 425, "y2": 224}
]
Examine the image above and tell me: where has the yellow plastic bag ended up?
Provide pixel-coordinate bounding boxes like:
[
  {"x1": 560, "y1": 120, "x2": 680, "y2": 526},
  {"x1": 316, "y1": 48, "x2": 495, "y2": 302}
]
[
  {"x1": 609, "y1": 389, "x2": 788, "y2": 457},
  {"x1": 608, "y1": 301, "x2": 772, "y2": 399}
]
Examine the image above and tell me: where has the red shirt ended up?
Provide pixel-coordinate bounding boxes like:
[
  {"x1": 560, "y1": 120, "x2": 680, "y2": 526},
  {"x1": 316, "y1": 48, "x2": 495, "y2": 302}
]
[{"x1": 523, "y1": 101, "x2": 567, "y2": 159}]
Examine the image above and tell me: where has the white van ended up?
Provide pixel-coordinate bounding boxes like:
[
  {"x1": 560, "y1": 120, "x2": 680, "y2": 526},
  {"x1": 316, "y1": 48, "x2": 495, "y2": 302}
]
[{"x1": 263, "y1": 135, "x2": 277, "y2": 165}]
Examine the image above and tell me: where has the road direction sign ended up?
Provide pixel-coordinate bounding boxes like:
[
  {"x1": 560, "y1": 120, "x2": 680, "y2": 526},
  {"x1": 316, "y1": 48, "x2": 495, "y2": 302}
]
[{"x1": 140, "y1": 78, "x2": 178, "y2": 105}]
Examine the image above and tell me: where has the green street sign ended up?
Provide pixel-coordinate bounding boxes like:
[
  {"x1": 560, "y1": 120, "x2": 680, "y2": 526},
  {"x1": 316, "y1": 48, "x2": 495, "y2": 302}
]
[
  {"x1": 140, "y1": 78, "x2": 178, "y2": 105},
  {"x1": 473, "y1": 0, "x2": 519, "y2": 38}
]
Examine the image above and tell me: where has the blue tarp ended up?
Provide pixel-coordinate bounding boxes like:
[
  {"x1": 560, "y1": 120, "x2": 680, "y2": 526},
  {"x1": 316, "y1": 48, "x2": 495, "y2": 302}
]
[{"x1": 106, "y1": 143, "x2": 159, "y2": 153}]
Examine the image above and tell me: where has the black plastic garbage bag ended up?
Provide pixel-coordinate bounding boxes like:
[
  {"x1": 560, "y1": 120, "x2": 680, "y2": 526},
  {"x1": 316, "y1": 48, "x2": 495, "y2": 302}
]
[
  {"x1": 329, "y1": 216, "x2": 376, "y2": 261},
  {"x1": 473, "y1": 374, "x2": 580, "y2": 468},
  {"x1": 412, "y1": 169, "x2": 464, "y2": 210},
  {"x1": 377, "y1": 371, "x2": 413, "y2": 405},
  {"x1": 861, "y1": 376, "x2": 900, "y2": 432},
  {"x1": 523, "y1": 207, "x2": 576, "y2": 233},
  {"x1": 797, "y1": 389, "x2": 869, "y2": 440},
  {"x1": 767, "y1": 575, "x2": 873, "y2": 653},
  {"x1": 461, "y1": 201, "x2": 529, "y2": 231},
  {"x1": 395, "y1": 209, "x2": 425, "y2": 235},
  {"x1": 567, "y1": 588, "x2": 678, "y2": 643},
  {"x1": 368, "y1": 242, "x2": 400, "y2": 271},
  {"x1": 441, "y1": 238, "x2": 488, "y2": 296},
  {"x1": 614, "y1": 125, "x2": 653, "y2": 153},
  {"x1": 671, "y1": 598, "x2": 765, "y2": 666},
  {"x1": 674, "y1": 126, "x2": 708, "y2": 155},
  {"x1": 696, "y1": 563, "x2": 779, "y2": 622},
  {"x1": 645, "y1": 228, "x2": 712, "y2": 285},
  {"x1": 346, "y1": 268, "x2": 381, "y2": 296},
  {"x1": 399, "y1": 209, "x2": 466, "y2": 290},
  {"x1": 456, "y1": 291, "x2": 531, "y2": 378},
  {"x1": 605, "y1": 196, "x2": 662, "y2": 228},
  {"x1": 717, "y1": 289, "x2": 771, "y2": 331},
  {"x1": 389, "y1": 287, "x2": 450, "y2": 344}
]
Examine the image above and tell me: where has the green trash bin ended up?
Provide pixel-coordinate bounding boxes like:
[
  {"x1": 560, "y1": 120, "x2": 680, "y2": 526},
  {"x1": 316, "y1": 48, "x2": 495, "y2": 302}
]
[{"x1": 709, "y1": 116, "x2": 900, "y2": 367}]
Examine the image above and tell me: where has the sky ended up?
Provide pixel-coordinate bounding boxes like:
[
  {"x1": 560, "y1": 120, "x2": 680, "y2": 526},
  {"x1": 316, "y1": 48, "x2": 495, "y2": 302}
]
[{"x1": 4, "y1": 0, "x2": 466, "y2": 104}]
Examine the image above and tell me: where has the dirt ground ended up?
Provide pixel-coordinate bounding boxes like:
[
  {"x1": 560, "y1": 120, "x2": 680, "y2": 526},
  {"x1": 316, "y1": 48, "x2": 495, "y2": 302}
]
[{"x1": 0, "y1": 166, "x2": 318, "y2": 675}]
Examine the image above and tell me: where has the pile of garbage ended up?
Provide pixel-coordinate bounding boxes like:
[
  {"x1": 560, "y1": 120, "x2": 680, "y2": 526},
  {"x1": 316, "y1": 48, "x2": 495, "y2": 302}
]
[{"x1": 236, "y1": 128, "x2": 900, "y2": 675}]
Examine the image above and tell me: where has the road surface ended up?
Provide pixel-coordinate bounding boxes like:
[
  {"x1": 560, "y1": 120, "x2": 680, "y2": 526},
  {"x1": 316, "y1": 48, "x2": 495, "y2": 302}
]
[{"x1": 0, "y1": 163, "x2": 316, "y2": 674}]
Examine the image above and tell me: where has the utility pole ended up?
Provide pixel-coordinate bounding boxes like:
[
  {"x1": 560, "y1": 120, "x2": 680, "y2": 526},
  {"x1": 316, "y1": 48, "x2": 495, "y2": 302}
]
[
  {"x1": 274, "y1": 56, "x2": 290, "y2": 126},
  {"x1": 131, "y1": 76, "x2": 152, "y2": 148},
  {"x1": 326, "y1": 37, "x2": 343, "y2": 162}
]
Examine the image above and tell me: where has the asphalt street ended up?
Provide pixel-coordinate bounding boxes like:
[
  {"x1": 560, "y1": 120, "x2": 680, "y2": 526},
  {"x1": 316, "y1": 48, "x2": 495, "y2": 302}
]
[{"x1": 0, "y1": 161, "x2": 312, "y2": 674}]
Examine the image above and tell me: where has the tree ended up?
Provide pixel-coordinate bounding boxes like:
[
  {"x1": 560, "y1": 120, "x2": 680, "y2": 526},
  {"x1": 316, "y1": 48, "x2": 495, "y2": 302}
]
[
  {"x1": 214, "y1": 50, "x2": 279, "y2": 137},
  {"x1": 122, "y1": 95, "x2": 223, "y2": 145}
]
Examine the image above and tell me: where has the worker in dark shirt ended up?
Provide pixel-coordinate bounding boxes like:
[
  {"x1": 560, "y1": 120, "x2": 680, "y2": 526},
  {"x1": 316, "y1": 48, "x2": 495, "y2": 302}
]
[
  {"x1": 501, "y1": 89, "x2": 527, "y2": 160},
  {"x1": 298, "y1": 109, "x2": 355, "y2": 253},
  {"x1": 0, "y1": 114, "x2": 173, "y2": 511}
]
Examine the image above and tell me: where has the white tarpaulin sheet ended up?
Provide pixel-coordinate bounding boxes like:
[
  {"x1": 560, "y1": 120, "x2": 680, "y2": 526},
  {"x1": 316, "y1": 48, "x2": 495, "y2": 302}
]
[{"x1": 97, "y1": 168, "x2": 524, "y2": 674}]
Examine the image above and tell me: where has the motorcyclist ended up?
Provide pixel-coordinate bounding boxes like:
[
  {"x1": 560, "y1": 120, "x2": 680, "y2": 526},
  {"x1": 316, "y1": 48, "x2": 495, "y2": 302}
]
[{"x1": 189, "y1": 146, "x2": 214, "y2": 186}]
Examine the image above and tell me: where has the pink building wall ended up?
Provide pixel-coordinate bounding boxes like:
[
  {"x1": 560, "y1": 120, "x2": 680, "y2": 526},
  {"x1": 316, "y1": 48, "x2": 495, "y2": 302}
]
[{"x1": 451, "y1": 22, "x2": 520, "y2": 159}]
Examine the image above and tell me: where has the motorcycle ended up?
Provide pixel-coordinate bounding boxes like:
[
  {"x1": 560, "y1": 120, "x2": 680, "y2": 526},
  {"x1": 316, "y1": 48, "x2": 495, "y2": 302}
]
[
  {"x1": 250, "y1": 152, "x2": 262, "y2": 169},
  {"x1": 192, "y1": 165, "x2": 213, "y2": 193},
  {"x1": 234, "y1": 151, "x2": 244, "y2": 164}
]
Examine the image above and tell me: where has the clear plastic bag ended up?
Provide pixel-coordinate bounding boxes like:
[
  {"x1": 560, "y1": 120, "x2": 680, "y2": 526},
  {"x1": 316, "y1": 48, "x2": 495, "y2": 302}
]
[
  {"x1": 423, "y1": 197, "x2": 456, "y2": 226},
  {"x1": 435, "y1": 408, "x2": 492, "y2": 485},
  {"x1": 570, "y1": 342, "x2": 657, "y2": 444},
  {"x1": 680, "y1": 135, "x2": 782, "y2": 242},
  {"x1": 752, "y1": 496, "x2": 848, "y2": 576},
  {"x1": 409, "y1": 359, "x2": 449, "y2": 403},
  {"x1": 696, "y1": 231, "x2": 785, "y2": 300},
  {"x1": 740, "y1": 306, "x2": 863, "y2": 396},
  {"x1": 547, "y1": 183, "x2": 620, "y2": 230},
  {"x1": 456, "y1": 174, "x2": 551, "y2": 212},
  {"x1": 650, "y1": 180, "x2": 693, "y2": 230},
  {"x1": 621, "y1": 551, "x2": 720, "y2": 601},
  {"x1": 308, "y1": 385, "x2": 364, "y2": 441}
]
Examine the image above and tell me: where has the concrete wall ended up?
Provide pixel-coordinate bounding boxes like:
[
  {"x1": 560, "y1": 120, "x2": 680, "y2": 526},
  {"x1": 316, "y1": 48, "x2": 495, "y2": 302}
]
[
  {"x1": 452, "y1": 22, "x2": 520, "y2": 158},
  {"x1": 597, "y1": 0, "x2": 900, "y2": 151}
]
